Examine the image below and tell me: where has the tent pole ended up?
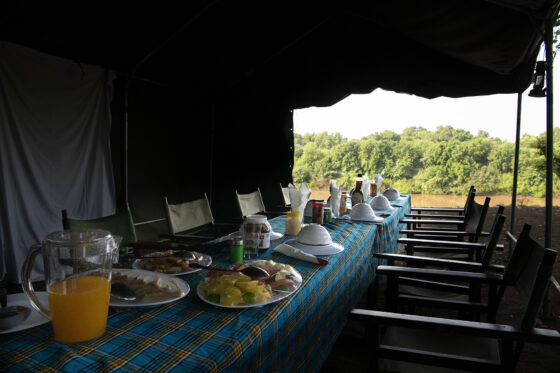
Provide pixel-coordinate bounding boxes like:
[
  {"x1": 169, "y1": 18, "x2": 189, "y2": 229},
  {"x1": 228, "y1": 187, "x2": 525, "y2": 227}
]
[
  {"x1": 510, "y1": 93, "x2": 522, "y2": 257},
  {"x1": 123, "y1": 77, "x2": 130, "y2": 208},
  {"x1": 541, "y1": 15, "x2": 554, "y2": 318},
  {"x1": 209, "y1": 96, "x2": 215, "y2": 206}
]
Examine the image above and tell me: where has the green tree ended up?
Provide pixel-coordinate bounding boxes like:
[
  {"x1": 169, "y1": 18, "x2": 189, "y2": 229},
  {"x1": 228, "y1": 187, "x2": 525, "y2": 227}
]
[{"x1": 533, "y1": 127, "x2": 560, "y2": 178}]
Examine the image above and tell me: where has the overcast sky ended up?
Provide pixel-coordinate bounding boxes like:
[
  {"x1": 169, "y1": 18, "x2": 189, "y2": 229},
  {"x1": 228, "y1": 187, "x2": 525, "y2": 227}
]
[{"x1": 294, "y1": 54, "x2": 558, "y2": 143}]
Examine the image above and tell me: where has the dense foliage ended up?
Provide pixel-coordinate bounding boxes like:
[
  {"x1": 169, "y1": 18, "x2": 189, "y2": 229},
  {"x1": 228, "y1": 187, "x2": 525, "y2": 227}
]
[{"x1": 293, "y1": 126, "x2": 560, "y2": 196}]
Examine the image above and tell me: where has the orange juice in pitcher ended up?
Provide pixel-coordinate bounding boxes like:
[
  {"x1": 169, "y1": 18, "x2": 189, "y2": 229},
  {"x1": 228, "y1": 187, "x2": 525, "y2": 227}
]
[
  {"x1": 22, "y1": 229, "x2": 119, "y2": 343},
  {"x1": 48, "y1": 276, "x2": 111, "y2": 343}
]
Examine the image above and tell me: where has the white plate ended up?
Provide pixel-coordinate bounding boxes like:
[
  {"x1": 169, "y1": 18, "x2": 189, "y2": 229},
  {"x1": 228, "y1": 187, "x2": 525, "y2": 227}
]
[
  {"x1": 0, "y1": 292, "x2": 50, "y2": 334},
  {"x1": 270, "y1": 231, "x2": 284, "y2": 240},
  {"x1": 224, "y1": 230, "x2": 284, "y2": 241},
  {"x1": 110, "y1": 268, "x2": 190, "y2": 307},
  {"x1": 284, "y1": 239, "x2": 344, "y2": 255},
  {"x1": 197, "y1": 261, "x2": 302, "y2": 309},
  {"x1": 131, "y1": 252, "x2": 212, "y2": 276},
  {"x1": 350, "y1": 216, "x2": 384, "y2": 222}
]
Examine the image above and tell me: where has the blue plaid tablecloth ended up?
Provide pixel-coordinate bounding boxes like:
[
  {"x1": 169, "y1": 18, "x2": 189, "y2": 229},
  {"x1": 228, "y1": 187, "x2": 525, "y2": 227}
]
[{"x1": 0, "y1": 196, "x2": 411, "y2": 373}]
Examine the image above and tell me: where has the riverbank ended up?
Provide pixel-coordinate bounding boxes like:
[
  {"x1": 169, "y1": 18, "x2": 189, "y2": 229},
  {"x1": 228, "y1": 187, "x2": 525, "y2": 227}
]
[{"x1": 308, "y1": 190, "x2": 560, "y2": 207}]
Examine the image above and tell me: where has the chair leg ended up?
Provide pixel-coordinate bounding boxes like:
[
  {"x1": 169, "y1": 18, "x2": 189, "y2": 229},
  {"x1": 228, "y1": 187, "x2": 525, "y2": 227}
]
[{"x1": 367, "y1": 278, "x2": 379, "y2": 309}]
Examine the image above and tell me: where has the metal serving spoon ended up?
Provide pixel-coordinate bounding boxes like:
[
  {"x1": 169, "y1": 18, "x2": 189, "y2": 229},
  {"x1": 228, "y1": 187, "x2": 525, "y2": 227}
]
[
  {"x1": 0, "y1": 305, "x2": 31, "y2": 330},
  {"x1": 110, "y1": 282, "x2": 137, "y2": 301},
  {"x1": 189, "y1": 263, "x2": 270, "y2": 280}
]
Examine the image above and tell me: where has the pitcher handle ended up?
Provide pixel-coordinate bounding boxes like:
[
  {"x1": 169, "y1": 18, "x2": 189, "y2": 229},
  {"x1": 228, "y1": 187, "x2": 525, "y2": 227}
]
[{"x1": 21, "y1": 243, "x2": 50, "y2": 319}]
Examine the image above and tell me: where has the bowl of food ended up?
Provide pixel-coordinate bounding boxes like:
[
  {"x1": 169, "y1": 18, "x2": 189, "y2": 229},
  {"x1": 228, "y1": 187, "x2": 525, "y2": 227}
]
[
  {"x1": 370, "y1": 195, "x2": 394, "y2": 210},
  {"x1": 296, "y1": 223, "x2": 333, "y2": 246}
]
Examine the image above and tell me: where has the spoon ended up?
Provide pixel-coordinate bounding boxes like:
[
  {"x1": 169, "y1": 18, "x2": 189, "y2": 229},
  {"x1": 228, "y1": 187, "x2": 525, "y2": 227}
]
[
  {"x1": 189, "y1": 263, "x2": 270, "y2": 280},
  {"x1": 0, "y1": 305, "x2": 31, "y2": 330},
  {"x1": 111, "y1": 282, "x2": 137, "y2": 301}
]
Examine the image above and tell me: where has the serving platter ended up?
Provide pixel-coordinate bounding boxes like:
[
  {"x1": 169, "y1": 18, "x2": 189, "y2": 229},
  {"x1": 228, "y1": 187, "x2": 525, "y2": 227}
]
[
  {"x1": 0, "y1": 292, "x2": 50, "y2": 334},
  {"x1": 197, "y1": 260, "x2": 302, "y2": 308},
  {"x1": 110, "y1": 268, "x2": 190, "y2": 307},
  {"x1": 132, "y1": 252, "x2": 212, "y2": 276}
]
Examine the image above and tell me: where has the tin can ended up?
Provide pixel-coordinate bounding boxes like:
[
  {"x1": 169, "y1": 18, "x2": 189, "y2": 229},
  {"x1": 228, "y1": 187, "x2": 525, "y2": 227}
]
[
  {"x1": 229, "y1": 234, "x2": 244, "y2": 263},
  {"x1": 311, "y1": 200, "x2": 324, "y2": 224},
  {"x1": 323, "y1": 207, "x2": 332, "y2": 223}
]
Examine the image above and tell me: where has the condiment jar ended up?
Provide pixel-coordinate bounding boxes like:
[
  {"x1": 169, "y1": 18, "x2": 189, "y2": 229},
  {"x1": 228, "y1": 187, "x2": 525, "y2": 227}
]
[
  {"x1": 339, "y1": 193, "x2": 348, "y2": 214},
  {"x1": 311, "y1": 200, "x2": 324, "y2": 224},
  {"x1": 285, "y1": 210, "x2": 302, "y2": 235},
  {"x1": 243, "y1": 214, "x2": 271, "y2": 253},
  {"x1": 370, "y1": 183, "x2": 378, "y2": 197}
]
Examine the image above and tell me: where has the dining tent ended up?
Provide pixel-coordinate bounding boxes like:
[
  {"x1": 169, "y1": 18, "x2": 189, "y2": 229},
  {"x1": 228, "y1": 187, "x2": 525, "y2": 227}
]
[{"x1": 1, "y1": 1, "x2": 559, "y2": 283}]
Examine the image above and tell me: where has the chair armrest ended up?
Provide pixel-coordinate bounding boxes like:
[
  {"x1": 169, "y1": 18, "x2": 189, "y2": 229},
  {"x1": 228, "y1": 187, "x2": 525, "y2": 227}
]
[
  {"x1": 375, "y1": 253, "x2": 486, "y2": 272},
  {"x1": 405, "y1": 213, "x2": 466, "y2": 219},
  {"x1": 410, "y1": 207, "x2": 464, "y2": 213},
  {"x1": 376, "y1": 265, "x2": 503, "y2": 283},
  {"x1": 400, "y1": 218, "x2": 464, "y2": 225},
  {"x1": 399, "y1": 230, "x2": 475, "y2": 237},
  {"x1": 348, "y1": 309, "x2": 560, "y2": 344},
  {"x1": 398, "y1": 238, "x2": 486, "y2": 249}
]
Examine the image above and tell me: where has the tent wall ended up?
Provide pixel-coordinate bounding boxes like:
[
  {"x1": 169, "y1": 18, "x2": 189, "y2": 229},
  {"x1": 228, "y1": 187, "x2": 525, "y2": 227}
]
[{"x1": 110, "y1": 77, "x2": 294, "y2": 239}]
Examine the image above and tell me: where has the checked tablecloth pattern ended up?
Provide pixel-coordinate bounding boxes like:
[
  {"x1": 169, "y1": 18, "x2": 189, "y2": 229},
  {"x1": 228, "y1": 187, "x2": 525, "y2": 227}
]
[{"x1": 0, "y1": 196, "x2": 411, "y2": 372}]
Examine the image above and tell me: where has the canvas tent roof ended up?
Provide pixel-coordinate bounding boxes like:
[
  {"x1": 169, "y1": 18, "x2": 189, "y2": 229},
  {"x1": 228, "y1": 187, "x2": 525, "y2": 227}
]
[
  {"x1": 1, "y1": 0, "x2": 559, "y2": 234},
  {"x1": 3, "y1": 1, "x2": 558, "y2": 105}
]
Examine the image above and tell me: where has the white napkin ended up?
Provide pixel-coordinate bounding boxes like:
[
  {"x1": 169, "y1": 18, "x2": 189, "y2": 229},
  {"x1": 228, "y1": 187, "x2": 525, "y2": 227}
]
[
  {"x1": 329, "y1": 180, "x2": 343, "y2": 218},
  {"x1": 288, "y1": 183, "x2": 311, "y2": 216},
  {"x1": 274, "y1": 243, "x2": 328, "y2": 265},
  {"x1": 374, "y1": 174, "x2": 383, "y2": 196},
  {"x1": 361, "y1": 176, "x2": 370, "y2": 198}
]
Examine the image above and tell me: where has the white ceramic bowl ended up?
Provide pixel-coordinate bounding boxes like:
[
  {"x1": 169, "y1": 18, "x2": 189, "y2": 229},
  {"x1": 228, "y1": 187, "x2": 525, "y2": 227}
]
[
  {"x1": 350, "y1": 203, "x2": 377, "y2": 221},
  {"x1": 296, "y1": 223, "x2": 333, "y2": 246},
  {"x1": 383, "y1": 188, "x2": 400, "y2": 201},
  {"x1": 370, "y1": 195, "x2": 393, "y2": 210}
]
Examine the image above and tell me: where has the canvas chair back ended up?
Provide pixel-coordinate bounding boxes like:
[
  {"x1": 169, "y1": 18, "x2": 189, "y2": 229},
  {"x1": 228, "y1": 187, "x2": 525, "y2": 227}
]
[
  {"x1": 519, "y1": 246, "x2": 556, "y2": 331},
  {"x1": 163, "y1": 193, "x2": 215, "y2": 235},
  {"x1": 464, "y1": 196, "x2": 490, "y2": 238},
  {"x1": 479, "y1": 205, "x2": 506, "y2": 265},
  {"x1": 478, "y1": 214, "x2": 505, "y2": 265},
  {"x1": 235, "y1": 188, "x2": 266, "y2": 218},
  {"x1": 462, "y1": 185, "x2": 476, "y2": 213},
  {"x1": 61, "y1": 207, "x2": 138, "y2": 247},
  {"x1": 457, "y1": 188, "x2": 477, "y2": 230}
]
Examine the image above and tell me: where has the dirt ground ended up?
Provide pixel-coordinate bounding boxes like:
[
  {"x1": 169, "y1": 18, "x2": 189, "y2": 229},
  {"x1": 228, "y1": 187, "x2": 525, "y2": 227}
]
[{"x1": 322, "y1": 202, "x2": 560, "y2": 373}]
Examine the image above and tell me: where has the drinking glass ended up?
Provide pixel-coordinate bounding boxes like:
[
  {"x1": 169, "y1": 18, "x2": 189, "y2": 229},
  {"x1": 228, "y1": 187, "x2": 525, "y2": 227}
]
[
  {"x1": 242, "y1": 216, "x2": 265, "y2": 260},
  {"x1": 21, "y1": 229, "x2": 119, "y2": 343}
]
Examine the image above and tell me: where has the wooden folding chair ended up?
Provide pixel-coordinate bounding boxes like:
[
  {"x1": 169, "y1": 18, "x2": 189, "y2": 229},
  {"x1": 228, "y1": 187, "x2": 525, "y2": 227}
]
[
  {"x1": 375, "y1": 212, "x2": 507, "y2": 322},
  {"x1": 406, "y1": 185, "x2": 475, "y2": 219},
  {"x1": 350, "y1": 227, "x2": 560, "y2": 372},
  {"x1": 399, "y1": 189, "x2": 478, "y2": 233},
  {"x1": 398, "y1": 203, "x2": 503, "y2": 262},
  {"x1": 400, "y1": 197, "x2": 493, "y2": 246}
]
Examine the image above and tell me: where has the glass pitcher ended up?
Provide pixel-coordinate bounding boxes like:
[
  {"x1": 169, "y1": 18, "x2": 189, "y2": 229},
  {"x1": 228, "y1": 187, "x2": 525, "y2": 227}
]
[{"x1": 21, "y1": 229, "x2": 120, "y2": 343}]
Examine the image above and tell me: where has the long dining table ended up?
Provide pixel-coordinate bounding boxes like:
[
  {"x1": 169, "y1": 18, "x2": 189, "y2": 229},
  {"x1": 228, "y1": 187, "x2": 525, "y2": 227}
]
[{"x1": 0, "y1": 195, "x2": 411, "y2": 372}]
